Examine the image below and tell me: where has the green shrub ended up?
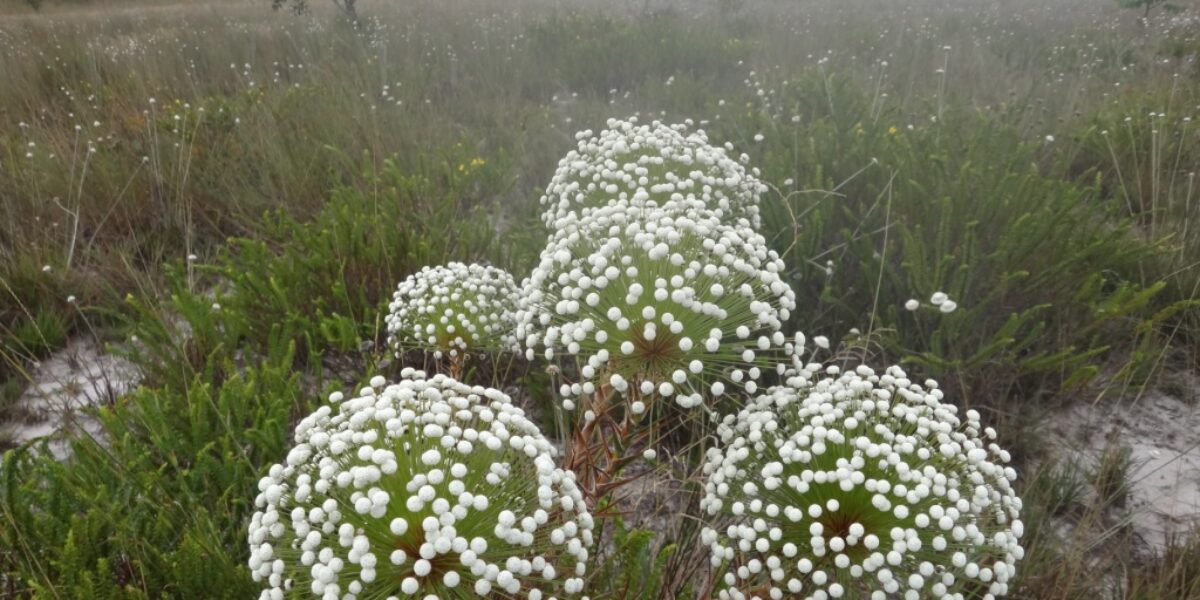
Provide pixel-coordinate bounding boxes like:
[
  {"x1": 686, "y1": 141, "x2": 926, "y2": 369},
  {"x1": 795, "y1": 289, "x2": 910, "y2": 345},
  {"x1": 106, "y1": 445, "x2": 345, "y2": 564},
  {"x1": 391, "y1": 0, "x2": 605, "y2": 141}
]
[
  {"x1": 0, "y1": 347, "x2": 304, "y2": 597},
  {"x1": 586, "y1": 518, "x2": 691, "y2": 599}
]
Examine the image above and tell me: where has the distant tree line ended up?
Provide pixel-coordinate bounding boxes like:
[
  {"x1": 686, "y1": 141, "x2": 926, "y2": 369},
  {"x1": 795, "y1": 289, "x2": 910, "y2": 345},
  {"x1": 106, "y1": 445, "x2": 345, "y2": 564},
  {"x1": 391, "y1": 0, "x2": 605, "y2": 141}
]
[
  {"x1": 12, "y1": 0, "x2": 358, "y2": 18},
  {"x1": 13, "y1": 0, "x2": 189, "y2": 11},
  {"x1": 1116, "y1": 0, "x2": 1183, "y2": 22},
  {"x1": 271, "y1": 0, "x2": 358, "y2": 23}
]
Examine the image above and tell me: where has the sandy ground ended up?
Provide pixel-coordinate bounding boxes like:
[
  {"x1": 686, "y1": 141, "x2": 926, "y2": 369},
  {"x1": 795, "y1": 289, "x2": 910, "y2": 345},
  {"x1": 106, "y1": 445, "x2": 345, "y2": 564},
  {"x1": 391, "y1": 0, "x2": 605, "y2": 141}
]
[
  {"x1": 1, "y1": 338, "x2": 140, "y2": 459},
  {"x1": 1052, "y1": 379, "x2": 1200, "y2": 553}
]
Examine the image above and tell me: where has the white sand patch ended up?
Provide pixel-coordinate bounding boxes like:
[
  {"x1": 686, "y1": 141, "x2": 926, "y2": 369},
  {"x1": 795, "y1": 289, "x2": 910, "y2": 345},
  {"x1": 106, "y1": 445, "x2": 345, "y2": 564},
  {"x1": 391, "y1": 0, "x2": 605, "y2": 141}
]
[
  {"x1": 1052, "y1": 382, "x2": 1200, "y2": 553},
  {"x1": 1, "y1": 338, "x2": 140, "y2": 459}
]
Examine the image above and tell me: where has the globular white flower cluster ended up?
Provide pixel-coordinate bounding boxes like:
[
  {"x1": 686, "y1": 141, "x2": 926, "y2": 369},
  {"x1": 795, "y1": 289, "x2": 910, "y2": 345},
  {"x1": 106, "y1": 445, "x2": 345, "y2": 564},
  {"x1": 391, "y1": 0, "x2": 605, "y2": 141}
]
[
  {"x1": 700, "y1": 365, "x2": 1024, "y2": 600},
  {"x1": 930, "y1": 291, "x2": 958, "y2": 314},
  {"x1": 386, "y1": 263, "x2": 520, "y2": 359},
  {"x1": 517, "y1": 200, "x2": 798, "y2": 410},
  {"x1": 540, "y1": 117, "x2": 766, "y2": 231},
  {"x1": 248, "y1": 370, "x2": 594, "y2": 600}
]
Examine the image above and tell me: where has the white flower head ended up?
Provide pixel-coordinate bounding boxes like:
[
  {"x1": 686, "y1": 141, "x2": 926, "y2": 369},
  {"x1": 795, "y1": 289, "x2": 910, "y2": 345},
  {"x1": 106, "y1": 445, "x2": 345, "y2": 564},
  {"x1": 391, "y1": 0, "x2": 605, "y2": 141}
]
[
  {"x1": 517, "y1": 201, "x2": 798, "y2": 410},
  {"x1": 700, "y1": 365, "x2": 1024, "y2": 599},
  {"x1": 248, "y1": 370, "x2": 594, "y2": 599},
  {"x1": 385, "y1": 263, "x2": 520, "y2": 359},
  {"x1": 540, "y1": 117, "x2": 765, "y2": 231}
]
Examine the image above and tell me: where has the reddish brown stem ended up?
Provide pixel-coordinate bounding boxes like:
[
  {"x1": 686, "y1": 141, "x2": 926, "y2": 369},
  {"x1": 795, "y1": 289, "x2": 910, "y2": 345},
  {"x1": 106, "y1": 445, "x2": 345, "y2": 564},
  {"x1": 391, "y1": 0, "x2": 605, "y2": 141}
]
[{"x1": 563, "y1": 382, "x2": 654, "y2": 506}]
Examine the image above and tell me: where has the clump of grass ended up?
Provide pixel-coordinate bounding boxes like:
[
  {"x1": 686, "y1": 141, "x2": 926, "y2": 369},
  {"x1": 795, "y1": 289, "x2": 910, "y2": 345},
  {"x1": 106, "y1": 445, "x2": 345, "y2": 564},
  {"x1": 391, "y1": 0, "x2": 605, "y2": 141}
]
[
  {"x1": 1093, "y1": 441, "x2": 1135, "y2": 509},
  {"x1": 0, "y1": 377, "x2": 29, "y2": 452},
  {"x1": 1027, "y1": 456, "x2": 1091, "y2": 520},
  {"x1": 1122, "y1": 530, "x2": 1200, "y2": 599},
  {"x1": 740, "y1": 74, "x2": 1165, "y2": 411}
]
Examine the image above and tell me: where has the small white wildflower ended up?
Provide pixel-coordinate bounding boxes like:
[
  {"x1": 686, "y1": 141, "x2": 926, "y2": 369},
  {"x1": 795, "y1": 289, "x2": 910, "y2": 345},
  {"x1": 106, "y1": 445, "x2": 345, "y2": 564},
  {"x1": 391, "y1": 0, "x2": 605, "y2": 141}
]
[{"x1": 904, "y1": 299, "x2": 920, "y2": 311}]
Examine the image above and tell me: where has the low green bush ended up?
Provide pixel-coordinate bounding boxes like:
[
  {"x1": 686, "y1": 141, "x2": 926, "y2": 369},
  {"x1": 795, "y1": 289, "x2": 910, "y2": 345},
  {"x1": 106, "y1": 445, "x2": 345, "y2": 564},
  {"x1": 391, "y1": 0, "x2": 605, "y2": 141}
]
[{"x1": 1, "y1": 347, "x2": 303, "y2": 598}]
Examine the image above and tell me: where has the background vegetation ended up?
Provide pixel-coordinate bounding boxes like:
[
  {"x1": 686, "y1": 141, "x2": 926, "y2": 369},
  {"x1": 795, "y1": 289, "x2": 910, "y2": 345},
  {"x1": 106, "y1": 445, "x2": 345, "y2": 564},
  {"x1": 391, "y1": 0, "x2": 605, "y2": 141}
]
[{"x1": 1, "y1": 0, "x2": 1199, "y2": 597}]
